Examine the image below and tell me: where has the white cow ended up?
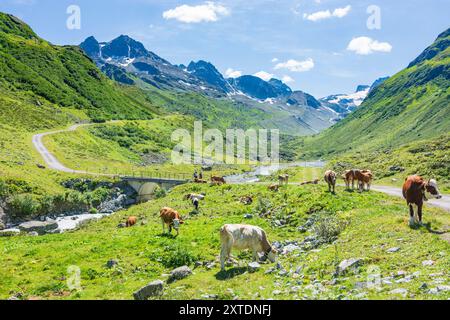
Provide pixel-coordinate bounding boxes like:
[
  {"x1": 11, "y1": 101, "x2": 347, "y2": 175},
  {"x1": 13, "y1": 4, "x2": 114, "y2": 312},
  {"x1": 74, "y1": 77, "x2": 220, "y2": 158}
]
[{"x1": 220, "y1": 224, "x2": 277, "y2": 271}]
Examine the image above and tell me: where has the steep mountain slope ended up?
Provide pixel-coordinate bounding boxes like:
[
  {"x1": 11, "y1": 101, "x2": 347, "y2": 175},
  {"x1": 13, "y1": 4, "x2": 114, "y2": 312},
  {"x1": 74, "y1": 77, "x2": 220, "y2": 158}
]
[
  {"x1": 80, "y1": 36, "x2": 222, "y2": 96},
  {"x1": 300, "y1": 27, "x2": 450, "y2": 158},
  {"x1": 0, "y1": 15, "x2": 157, "y2": 122}
]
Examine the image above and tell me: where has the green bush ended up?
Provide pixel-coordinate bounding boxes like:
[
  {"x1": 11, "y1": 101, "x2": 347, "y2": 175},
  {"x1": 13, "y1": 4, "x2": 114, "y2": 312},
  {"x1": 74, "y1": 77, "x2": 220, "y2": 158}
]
[
  {"x1": 149, "y1": 244, "x2": 201, "y2": 268},
  {"x1": 9, "y1": 194, "x2": 39, "y2": 218}
]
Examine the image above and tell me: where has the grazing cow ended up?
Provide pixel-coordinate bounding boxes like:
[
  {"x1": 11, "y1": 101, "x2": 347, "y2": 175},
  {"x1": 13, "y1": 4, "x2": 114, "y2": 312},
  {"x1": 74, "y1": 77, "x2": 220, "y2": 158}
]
[
  {"x1": 185, "y1": 193, "x2": 205, "y2": 210},
  {"x1": 239, "y1": 196, "x2": 253, "y2": 205},
  {"x1": 356, "y1": 171, "x2": 373, "y2": 192},
  {"x1": 279, "y1": 174, "x2": 289, "y2": 186},
  {"x1": 220, "y1": 224, "x2": 277, "y2": 271},
  {"x1": 194, "y1": 178, "x2": 208, "y2": 184},
  {"x1": 126, "y1": 216, "x2": 137, "y2": 228},
  {"x1": 160, "y1": 207, "x2": 184, "y2": 236},
  {"x1": 211, "y1": 176, "x2": 226, "y2": 185},
  {"x1": 324, "y1": 170, "x2": 337, "y2": 193},
  {"x1": 402, "y1": 176, "x2": 442, "y2": 226},
  {"x1": 301, "y1": 179, "x2": 320, "y2": 186},
  {"x1": 343, "y1": 170, "x2": 359, "y2": 190},
  {"x1": 268, "y1": 184, "x2": 280, "y2": 192}
]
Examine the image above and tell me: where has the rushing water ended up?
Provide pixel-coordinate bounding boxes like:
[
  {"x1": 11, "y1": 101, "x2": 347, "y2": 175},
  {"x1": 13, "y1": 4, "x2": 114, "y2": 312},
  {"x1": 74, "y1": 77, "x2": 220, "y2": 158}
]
[
  {"x1": 1, "y1": 161, "x2": 326, "y2": 235},
  {"x1": 225, "y1": 161, "x2": 326, "y2": 184}
]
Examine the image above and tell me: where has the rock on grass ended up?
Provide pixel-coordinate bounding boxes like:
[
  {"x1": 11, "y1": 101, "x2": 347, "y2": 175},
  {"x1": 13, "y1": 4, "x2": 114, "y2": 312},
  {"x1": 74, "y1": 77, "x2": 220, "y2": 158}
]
[
  {"x1": 133, "y1": 280, "x2": 164, "y2": 300},
  {"x1": 168, "y1": 266, "x2": 193, "y2": 283}
]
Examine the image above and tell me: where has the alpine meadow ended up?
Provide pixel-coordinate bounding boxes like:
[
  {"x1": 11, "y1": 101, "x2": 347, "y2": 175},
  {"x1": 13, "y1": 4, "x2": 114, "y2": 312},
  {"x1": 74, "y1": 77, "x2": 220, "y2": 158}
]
[{"x1": 0, "y1": 0, "x2": 449, "y2": 307}]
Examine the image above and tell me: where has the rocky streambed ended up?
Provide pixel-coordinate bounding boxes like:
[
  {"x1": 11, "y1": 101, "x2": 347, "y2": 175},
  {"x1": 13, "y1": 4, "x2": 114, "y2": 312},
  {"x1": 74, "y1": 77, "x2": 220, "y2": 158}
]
[{"x1": 0, "y1": 180, "x2": 137, "y2": 237}]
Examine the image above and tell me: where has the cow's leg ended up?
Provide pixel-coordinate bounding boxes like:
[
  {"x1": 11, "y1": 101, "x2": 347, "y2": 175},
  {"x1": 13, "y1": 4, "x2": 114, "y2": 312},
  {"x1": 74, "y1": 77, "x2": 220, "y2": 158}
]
[
  {"x1": 252, "y1": 250, "x2": 259, "y2": 262},
  {"x1": 418, "y1": 204, "x2": 423, "y2": 225},
  {"x1": 161, "y1": 220, "x2": 166, "y2": 234},
  {"x1": 220, "y1": 245, "x2": 230, "y2": 271},
  {"x1": 409, "y1": 204, "x2": 415, "y2": 226}
]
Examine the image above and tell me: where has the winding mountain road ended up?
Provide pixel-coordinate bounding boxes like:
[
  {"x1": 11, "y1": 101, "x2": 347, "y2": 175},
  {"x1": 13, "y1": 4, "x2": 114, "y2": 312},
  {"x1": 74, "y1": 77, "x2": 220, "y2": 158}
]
[{"x1": 32, "y1": 123, "x2": 450, "y2": 212}]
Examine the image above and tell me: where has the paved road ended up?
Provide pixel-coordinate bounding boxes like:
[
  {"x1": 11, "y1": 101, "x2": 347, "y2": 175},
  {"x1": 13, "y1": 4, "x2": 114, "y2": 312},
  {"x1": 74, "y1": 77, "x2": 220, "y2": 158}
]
[
  {"x1": 32, "y1": 123, "x2": 116, "y2": 177},
  {"x1": 32, "y1": 124, "x2": 450, "y2": 212},
  {"x1": 371, "y1": 185, "x2": 450, "y2": 212}
]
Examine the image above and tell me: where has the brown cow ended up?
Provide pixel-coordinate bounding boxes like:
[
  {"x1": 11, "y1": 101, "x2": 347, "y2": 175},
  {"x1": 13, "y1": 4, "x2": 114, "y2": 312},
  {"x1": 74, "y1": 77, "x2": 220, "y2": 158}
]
[
  {"x1": 356, "y1": 171, "x2": 373, "y2": 192},
  {"x1": 239, "y1": 196, "x2": 253, "y2": 205},
  {"x1": 403, "y1": 176, "x2": 442, "y2": 226},
  {"x1": 324, "y1": 170, "x2": 337, "y2": 193},
  {"x1": 268, "y1": 184, "x2": 280, "y2": 192},
  {"x1": 160, "y1": 207, "x2": 184, "y2": 236},
  {"x1": 343, "y1": 170, "x2": 358, "y2": 190},
  {"x1": 278, "y1": 174, "x2": 289, "y2": 186},
  {"x1": 194, "y1": 178, "x2": 208, "y2": 184},
  {"x1": 211, "y1": 176, "x2": 226, "y2": 185},
  {"x1": 126, "y1": 216, "x2": 137, "y2": 228},
  {"x1": 301, "y1": 179, "x2": 320, "y2": 186}
]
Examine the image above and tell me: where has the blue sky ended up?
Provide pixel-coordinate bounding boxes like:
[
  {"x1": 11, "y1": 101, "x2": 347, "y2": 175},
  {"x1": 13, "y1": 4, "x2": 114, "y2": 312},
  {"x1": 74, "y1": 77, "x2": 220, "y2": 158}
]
[{"x1": 1, "y1": 0, "x2": 449, "y2": 97}]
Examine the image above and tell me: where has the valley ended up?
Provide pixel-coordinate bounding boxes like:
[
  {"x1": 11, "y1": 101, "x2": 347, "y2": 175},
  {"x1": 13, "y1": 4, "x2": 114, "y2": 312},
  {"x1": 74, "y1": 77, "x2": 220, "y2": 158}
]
[{"x1": 0, "y1": 11, "x2": 449, "y2": 302}]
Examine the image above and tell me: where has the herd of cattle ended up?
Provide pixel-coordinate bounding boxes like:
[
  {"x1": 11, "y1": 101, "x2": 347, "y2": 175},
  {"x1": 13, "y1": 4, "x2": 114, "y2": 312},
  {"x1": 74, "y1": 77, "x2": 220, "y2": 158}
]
[{"x1": 122, "y1": 170, "x2": 443, "y2": 271}]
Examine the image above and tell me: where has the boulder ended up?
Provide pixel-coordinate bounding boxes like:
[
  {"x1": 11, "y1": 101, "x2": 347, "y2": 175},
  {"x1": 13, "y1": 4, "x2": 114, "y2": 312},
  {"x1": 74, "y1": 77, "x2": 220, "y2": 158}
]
[
  {"x1": 168, "y1": 266, "x2": 193, "y2": 282},
  {"x1": 133, "y1": 280, "x2": 164, "y2": 300},
  {"x1": 338, "y1": 258, "x2": 362, "y2": 275},
  {"x1": 248, "y1": 262, "x2": 261, "y2": 273},
  {"x1": 18, "y1": 220, "x2": 58, "y2": 235}
]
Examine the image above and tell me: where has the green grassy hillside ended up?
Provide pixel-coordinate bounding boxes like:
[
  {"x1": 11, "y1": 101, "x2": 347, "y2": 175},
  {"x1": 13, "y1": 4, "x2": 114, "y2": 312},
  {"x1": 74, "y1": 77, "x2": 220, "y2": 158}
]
[
  {"x1": 299, "y1": 28, "x2": 450, "y2": 159},
  {"x1": 1, "y1": 183, "x2": 449, "y2": 300}
]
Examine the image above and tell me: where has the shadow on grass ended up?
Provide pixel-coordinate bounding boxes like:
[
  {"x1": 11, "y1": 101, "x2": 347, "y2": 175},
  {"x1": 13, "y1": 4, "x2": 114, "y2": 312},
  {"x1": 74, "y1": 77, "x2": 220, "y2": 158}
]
[
  {"x1": 159, "y1": 233, "x2": 178, "y2": 239},
  {"x1": 215, "y1": 267, "x2": 248, "y2": 281},
  {"x1": 409, "y1": 223, "x2": 449, "y2": 235}
]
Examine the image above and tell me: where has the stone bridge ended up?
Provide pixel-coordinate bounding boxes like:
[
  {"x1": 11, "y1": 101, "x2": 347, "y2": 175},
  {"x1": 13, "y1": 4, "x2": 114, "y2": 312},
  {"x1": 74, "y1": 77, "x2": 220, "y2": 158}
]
[{"x1": 121, "y1": 176, "x2": 190, "y2": 202}]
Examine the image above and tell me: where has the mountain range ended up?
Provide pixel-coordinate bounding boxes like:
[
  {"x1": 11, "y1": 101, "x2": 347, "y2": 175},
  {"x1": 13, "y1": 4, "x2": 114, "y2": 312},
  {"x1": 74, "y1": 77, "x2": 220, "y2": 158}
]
[{"x1": 80, "y1": 35, "x2": 349, "y2": 135}]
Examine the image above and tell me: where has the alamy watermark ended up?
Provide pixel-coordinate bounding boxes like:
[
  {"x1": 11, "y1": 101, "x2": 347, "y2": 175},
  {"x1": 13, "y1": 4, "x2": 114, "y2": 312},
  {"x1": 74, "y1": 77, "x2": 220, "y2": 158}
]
[
  {"x1": 67, "y1": 265, "x2": 82, "y2": 292},
  {"x1": 171, "y1": 121, "x2": 280, "y2": 166},
  {"x1": 66, "y1": 5, "x2": 81, "y2": 30},
  {"x1": 367, "y1": 5, "x2": 382, "y2": 30}
]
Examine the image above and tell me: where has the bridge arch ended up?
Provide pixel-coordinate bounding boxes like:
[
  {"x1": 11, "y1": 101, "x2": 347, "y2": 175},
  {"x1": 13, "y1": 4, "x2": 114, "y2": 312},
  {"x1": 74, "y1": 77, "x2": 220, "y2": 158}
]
[{"x1": 137, "y1": 182, "x2": 160, "y2": 203}]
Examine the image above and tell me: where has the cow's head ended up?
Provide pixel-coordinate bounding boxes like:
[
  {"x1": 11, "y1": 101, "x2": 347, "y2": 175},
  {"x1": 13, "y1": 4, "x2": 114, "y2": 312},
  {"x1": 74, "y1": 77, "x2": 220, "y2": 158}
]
[
  {"x1": 261, "y1": 247, "x2": 278, "y2": 263},
  {"x1": 173, "y1": 219, "x2": 182, "y2": 230},
  {"x1": 424, "y1": 179, "x2": 442, "y2": 200}
]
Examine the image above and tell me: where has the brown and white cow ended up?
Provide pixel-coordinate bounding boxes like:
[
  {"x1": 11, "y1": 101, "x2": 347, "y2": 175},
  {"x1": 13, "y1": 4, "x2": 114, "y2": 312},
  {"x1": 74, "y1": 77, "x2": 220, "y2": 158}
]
[
  {"x1": 402, "y1": 176, "x2": 442, "y2": 226},
  {"x1": 220, "y1": 224, "x2": 277, "y2": 271},
  {"x1": 324, "y1": 170, "x2": 337, "y2": 193},
  {"x1": 279, "y1": 174, "x2": 289, "y2": 186},
  {"x1": 160, "y1": 207, "x2": 184, "y2": 236}
]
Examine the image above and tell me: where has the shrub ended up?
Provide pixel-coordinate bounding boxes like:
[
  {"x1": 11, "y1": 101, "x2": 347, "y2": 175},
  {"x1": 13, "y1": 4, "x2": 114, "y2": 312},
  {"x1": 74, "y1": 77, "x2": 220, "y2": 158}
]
[
  {"x1": 154, "y1": 187, "x2": 167, "y2": 199},
  {"x1": 149, "y1": 244, "x2": 200, "y2": 268},
  {"x1": 9, "y1": 194, "x2": 39, "y2": 218},
  {"x1": 312, "y1": 214, "x2": 350, "y2": 244}
]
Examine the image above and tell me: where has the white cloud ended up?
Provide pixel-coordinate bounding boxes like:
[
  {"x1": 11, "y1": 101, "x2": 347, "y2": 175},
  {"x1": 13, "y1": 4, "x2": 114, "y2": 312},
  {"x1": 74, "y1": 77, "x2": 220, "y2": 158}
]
[
  {"x1": 271, "y1": 58, "x2": 279, "y2": 63},
  {"x1": 274, "y1": 58, "x2": 315, "y2": 72},
  {"x1": 282, "y1": 75, "x2": 295, "y2": 83},
  {"x1": 303, "y1": 5, "x2": 351, "y2": 22},
  {"x1": 332, "y1": 5, "x2": 352, "y2": 18},
  {"x1": 163, "y1": 2, "x2": 230, "y2": 23},
  {"x1": 225, "y1": 68, "x2": 242, "y2": 78},
  {"x1": 347, "y1": 36, "x2": 392, "y2": 55},
  {"x1": 253, "y1": 71, "x2": 274, "y2": 81}
]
